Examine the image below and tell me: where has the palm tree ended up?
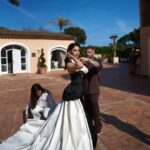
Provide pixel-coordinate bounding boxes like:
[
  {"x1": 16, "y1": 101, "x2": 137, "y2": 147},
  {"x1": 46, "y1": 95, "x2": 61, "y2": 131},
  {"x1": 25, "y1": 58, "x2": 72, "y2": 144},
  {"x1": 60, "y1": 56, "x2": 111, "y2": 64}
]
[
  {"x1": 129, "y1": 28, "x2": 140, "y2": 48},
  {"x1": 47, "y1": 16, "x2": 71, "y2": 32},
  {"x1": 8, "y1": 0, "x2": 20, "y2": 6},
  {"x1": 110, "y1": 34, "x2": 118, "y2": 57}
]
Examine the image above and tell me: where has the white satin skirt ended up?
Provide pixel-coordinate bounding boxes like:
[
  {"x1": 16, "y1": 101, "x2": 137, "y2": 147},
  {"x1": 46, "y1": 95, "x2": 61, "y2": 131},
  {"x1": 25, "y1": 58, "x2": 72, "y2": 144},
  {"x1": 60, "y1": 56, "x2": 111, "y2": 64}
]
[{"x1": 0, "y1": 99, "x2": 93, "y2": 150}]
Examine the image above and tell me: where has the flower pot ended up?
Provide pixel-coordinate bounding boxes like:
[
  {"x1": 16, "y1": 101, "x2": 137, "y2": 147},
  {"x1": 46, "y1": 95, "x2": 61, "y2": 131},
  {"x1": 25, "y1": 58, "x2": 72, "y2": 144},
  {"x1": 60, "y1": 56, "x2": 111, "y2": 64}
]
[
  {"x1": 128, "y1": 64, "x2": 136, "y2": 75},
  {"x1": 37, "y1": 67, "x2": 47, "y2": 74},
  {"x1": 113, "y1": 57, "x2": 119, "y2": 64}
]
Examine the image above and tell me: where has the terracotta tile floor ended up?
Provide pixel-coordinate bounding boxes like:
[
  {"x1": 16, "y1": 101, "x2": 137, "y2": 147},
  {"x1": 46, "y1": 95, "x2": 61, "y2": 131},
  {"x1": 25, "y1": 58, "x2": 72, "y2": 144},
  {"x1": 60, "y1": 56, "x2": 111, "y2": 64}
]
[{"x1": 0, "y1": 64, "x2": 150, "y2": 150}]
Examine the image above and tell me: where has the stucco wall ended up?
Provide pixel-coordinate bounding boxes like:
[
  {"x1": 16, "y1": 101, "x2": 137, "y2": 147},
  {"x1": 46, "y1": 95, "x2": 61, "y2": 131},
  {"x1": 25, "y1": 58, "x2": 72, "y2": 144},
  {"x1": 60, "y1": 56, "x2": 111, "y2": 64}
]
[
  {"x1": 0, "y1": 38, "x2": 74, "y2": 74},
  {"x1": 140, "y1": 26, "x2": 150, "y2": 76}
]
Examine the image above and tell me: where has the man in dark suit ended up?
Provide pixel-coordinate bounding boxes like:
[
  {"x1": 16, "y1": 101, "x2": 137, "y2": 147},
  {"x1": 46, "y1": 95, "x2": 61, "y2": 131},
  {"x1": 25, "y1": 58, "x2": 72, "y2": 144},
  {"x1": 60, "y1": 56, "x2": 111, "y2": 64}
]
[{"x1": 80, "y1": 46, "x2": 102, "y2": 148}]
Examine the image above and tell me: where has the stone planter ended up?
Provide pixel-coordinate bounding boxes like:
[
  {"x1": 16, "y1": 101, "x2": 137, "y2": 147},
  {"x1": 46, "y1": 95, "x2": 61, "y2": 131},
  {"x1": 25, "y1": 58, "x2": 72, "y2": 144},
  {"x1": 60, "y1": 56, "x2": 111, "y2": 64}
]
[
  {"x1": 113, "y1": 57, "x2": 119, "y2": 64},
  {"x1": 128, "y1": 64, "x2": 136, "y2": 75},
  {"x1": 37, "y1": 67, "x2": 47, "y2": 74},
  {"x1": 102, "y1": 58, "x2": 108, "y2": 63}
]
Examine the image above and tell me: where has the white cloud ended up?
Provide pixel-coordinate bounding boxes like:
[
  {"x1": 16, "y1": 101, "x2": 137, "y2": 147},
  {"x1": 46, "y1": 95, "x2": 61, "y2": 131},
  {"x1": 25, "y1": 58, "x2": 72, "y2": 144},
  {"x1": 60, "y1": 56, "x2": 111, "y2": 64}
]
[
  {"x1": 113, "y1": 17, "x2": 132, "y2": 33},
  {"x1": 17, "y1": 8, "x2": 37, "y2": 21}
]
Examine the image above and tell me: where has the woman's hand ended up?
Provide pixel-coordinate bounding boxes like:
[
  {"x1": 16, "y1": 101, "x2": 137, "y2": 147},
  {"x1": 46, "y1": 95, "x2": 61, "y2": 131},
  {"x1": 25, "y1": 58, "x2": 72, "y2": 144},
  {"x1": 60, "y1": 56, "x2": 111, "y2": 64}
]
[{"x1": 67, "y1": 52, "x2": 75, "y2": 59}]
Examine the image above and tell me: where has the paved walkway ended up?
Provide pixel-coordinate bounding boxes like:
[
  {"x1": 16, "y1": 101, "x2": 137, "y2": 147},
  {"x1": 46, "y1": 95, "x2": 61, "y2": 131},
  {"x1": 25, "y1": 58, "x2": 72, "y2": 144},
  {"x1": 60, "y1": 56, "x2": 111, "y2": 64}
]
[
  {"x1": 0, "y1": 64, "x2": 150, "y2": 150},
  {"x1": 99, "y1": 64, "x2": 150, "y2": 150}
]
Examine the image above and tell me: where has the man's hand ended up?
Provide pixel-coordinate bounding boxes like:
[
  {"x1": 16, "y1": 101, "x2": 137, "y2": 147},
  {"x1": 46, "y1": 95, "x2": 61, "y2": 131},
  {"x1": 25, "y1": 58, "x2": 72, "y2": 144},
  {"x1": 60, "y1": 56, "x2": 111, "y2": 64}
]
[{"x1": 79, "y1": 57, "x2": 89, "y2": 64}]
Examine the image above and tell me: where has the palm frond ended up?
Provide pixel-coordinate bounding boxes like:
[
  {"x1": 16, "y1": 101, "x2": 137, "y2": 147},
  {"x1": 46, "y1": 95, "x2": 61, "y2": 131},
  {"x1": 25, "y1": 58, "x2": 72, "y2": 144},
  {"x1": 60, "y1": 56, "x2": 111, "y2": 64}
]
[
  {"x1": 47, "y1": 21, "x2": 57, "y2": 25},
  {"x1": 8, "y1": 0, "x2": 19, "y2": 6}
]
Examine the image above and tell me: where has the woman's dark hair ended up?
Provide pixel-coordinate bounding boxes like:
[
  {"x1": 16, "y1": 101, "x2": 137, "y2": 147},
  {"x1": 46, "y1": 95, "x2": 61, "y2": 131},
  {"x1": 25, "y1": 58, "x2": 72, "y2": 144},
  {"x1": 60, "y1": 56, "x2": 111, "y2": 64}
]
[
  {"x1": 64, "y1": 42, "x2": 80, "y2": 69},
  {"x1": 30, "y1": 83, "x2": 46, "y2": 109}
]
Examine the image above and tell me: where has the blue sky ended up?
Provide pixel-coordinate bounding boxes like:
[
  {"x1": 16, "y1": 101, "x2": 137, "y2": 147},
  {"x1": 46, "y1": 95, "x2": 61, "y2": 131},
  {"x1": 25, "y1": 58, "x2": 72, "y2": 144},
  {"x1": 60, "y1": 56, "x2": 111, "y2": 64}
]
[{"x1": 0, "y1": 0, "x2": 139, "y2": 46}]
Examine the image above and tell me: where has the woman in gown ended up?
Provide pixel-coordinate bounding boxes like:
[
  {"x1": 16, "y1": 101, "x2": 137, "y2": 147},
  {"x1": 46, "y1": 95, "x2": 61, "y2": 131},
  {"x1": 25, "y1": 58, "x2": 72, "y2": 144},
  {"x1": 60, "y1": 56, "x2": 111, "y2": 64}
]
[
  {"x1": 0, "y1": 83, "x2": 57, "y2": 149},
  {"x1": 0, "y1": 43, "x2": 93, "y2": 150}
]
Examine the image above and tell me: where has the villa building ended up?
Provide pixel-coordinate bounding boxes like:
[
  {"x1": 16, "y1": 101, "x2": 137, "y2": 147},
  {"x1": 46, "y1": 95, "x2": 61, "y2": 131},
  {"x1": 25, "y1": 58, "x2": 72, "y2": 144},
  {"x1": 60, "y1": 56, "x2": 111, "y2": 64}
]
[
  {"x1": 139, "y1": 0, "x2": 150, "y2": 77},
  {"x1": 0, "y1": 30, "x2": 74, "y2": 75}
]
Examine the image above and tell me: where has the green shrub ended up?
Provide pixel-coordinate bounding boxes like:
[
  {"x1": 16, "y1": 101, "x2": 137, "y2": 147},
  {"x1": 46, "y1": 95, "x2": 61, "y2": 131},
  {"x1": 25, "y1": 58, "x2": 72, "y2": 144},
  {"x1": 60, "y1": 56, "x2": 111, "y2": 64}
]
[{"x1": 38, "y1": 49, "x2": 47, "y2": 67}]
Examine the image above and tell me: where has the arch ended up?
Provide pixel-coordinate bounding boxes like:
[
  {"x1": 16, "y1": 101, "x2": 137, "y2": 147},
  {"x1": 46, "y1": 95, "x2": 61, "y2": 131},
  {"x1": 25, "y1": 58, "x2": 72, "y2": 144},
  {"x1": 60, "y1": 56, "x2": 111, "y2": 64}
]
[
  {"x1": 47, "y1": 45, "x2": 67, "y2": 71},
  {"x1": 0, "y1": 42, "x2": 31, "y2": 75}
]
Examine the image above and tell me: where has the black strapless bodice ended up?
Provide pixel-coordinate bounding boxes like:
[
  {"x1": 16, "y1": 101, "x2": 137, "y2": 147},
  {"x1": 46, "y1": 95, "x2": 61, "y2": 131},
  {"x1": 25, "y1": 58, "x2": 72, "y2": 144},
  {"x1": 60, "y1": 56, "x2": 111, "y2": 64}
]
[{"x1": 62, "y1": 71, "x2": 84, "y2": 101}]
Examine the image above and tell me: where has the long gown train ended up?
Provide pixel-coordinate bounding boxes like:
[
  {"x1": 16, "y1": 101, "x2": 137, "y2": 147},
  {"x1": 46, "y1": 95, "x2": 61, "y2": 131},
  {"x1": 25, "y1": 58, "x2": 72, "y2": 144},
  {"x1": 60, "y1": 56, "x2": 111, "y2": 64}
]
[
  {"x1": 0, "y1": 67, "x2": 93, "y2": 150},
  {"x1": 30, "y1": 100, "x2": 93, "y2": 150}
]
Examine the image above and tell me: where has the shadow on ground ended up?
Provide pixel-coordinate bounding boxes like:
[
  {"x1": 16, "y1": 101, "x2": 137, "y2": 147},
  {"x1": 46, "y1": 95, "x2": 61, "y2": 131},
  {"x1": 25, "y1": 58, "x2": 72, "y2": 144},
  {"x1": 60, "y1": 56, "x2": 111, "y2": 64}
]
[
  {"x1": 60, "y1": 64, "x2": 150, "y2": 96},
  {"x1": 101, "y1": 113, "x2": 150, "y2": 145},
  {"x1": 100, "y1": 64, "x2": 150, "y2": 96}
]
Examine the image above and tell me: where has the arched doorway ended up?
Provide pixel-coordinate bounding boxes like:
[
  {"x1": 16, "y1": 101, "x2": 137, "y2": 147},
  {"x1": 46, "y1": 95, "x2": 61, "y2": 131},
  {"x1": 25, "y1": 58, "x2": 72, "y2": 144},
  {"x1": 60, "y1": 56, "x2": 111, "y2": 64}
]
[
  {"x1": 49, "y1": 46, "x2": 67, "y2": 70},
  {"x1": 0, "y1": 44, "x2": 28, "y2": 74}
]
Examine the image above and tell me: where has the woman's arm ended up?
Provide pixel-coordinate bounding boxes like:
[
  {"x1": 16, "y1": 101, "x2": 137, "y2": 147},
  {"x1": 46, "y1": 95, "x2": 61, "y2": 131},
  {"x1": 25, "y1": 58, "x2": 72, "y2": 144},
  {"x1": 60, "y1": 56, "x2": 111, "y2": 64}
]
[
  {"x1": 80, "y1": 57, "x2": 102, "y2": 71},
  {"x1": 30, "y1": 93, "x2": 47, "y2": 119},
  {"x1": 33, "y1": 92, "x2": 56, "y2": 119},
  {"x1": 43, "y1": 92, "x2": 57, "y2": 118},
  {"x1": 66, "y1": 53, "x2": 84, "y2": 73}
]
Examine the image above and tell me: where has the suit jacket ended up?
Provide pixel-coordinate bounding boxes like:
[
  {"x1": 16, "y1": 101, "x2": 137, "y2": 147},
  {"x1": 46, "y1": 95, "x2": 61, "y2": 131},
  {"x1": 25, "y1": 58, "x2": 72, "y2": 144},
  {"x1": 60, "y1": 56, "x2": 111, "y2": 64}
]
[{"x1": 83, "y1": 57, "x2": 102, "y2": 95}]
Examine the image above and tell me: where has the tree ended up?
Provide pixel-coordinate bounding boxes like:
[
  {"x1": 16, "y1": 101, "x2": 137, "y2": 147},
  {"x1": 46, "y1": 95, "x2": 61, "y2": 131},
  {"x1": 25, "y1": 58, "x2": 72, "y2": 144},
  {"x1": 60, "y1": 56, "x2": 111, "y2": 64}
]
[
  {"x1": 109, "y1": 34, "x2": 118, "y2": 57},
  {"x1": 47, "y1": 16, "x2": 71, "y2": 32},
  {"x1": 38, "y1": 49, "x2": 47, "y2": 67},
  {"x1": 128, "y1": 28, "x2": 140, "y2": 48},
  {"x1": 8, "y1": 0, "x2": 20, "y2": 6},
  {"x1": 64, "y1": 27, "x2": 87, "y2": 45},
  {"x1": 116, "y1": 28, "x2": 140, "y2": 65},
  {"x1": 117, "y1": 28, "x2": 140, "y2": 49},
  {"x1": 37, "y1": 49, "x2": 47, "y2": 74},
  {"x1": 0, "y1": 27, "x2": 9, "y2": 30}
]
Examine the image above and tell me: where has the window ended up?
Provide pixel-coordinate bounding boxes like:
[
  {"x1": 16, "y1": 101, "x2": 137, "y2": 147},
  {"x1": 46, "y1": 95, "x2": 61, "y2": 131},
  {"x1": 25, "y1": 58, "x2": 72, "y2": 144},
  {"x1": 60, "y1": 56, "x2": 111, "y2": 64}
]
[
  {"x1": 21, "y1": 64, "x2": 26, "y2": 70},
  {"x1": 21, "y1": 49, "x2": 26, "y2": 56},
  {"x1": 1, "y1": 49, "x2": 6, "y2": 57},
  {"x1": 14, "y1": 45, "x2": 21, "y2": 50},
  {"x1": 21, "y1": 49, "x2": 26, "y2": 71},
  {"x1": 4, "y1": 45, "x2": 13, "y2": 50},
  {"x1": 1, "y1": 65, "x2": 7, "y2": 72},
  {"x1": 1, "y1": 58, "x2": 6, "y2": 64},
  {"x1": 1, "y1": 48, "x2": 7, "y2": 72},
  {"x1": 1, "y1": 45, "x2": 27, "y2": 72}
]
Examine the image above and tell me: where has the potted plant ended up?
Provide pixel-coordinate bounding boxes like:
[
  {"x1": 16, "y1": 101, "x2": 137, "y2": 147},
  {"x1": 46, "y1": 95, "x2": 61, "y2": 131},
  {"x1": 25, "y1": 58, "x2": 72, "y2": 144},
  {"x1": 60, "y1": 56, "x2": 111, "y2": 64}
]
[
  {"x1": 37, "y1": 49, "x2": 47, "y2": 74},
  {"x1": 128, "y1": 48, "x2": 140, "y2": 75}
]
